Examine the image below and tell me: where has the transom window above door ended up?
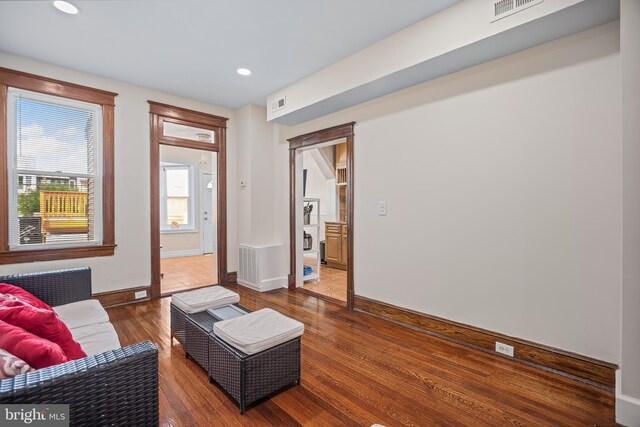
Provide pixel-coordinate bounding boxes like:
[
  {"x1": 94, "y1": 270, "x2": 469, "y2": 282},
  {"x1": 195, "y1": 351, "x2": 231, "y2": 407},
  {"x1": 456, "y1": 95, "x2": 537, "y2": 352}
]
[{"x1": 163, "y1": 121, "x2": 215, "y2": 144}]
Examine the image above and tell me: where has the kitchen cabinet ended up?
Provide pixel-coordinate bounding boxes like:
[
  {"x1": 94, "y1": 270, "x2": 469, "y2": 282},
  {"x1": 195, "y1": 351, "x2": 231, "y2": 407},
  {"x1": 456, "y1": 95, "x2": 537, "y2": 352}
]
[
  {"x1": 336, "y1": 143, "x2": 347, "y2": 186},
  {"x1": 325, "y1": 221, "x2": 347, "y2": 270}
]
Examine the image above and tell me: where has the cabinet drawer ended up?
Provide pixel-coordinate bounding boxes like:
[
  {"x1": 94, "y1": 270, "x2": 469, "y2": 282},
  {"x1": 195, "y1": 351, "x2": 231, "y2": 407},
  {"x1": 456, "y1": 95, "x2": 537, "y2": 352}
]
[{"x1": 326, "y1": 224, "x2": 342, "y2": 234}]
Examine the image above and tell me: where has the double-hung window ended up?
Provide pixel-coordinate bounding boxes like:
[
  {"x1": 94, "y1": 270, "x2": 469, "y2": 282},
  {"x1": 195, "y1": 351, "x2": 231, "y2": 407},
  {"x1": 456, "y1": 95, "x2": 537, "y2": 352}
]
[
  {"x1": 1, "y1": 67, "x2": 116, "y2": 263},
  {"x1": 160, "y1": 163, "x2": 195, "y2": 231},
  {"x1": 7, "y1": 88, "x2": 102, "y2": 248}
]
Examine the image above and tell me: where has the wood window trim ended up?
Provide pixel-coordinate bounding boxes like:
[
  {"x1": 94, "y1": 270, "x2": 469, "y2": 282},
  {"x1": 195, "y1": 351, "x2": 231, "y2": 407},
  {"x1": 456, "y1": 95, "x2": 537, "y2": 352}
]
[
  {"x1": 0, "y1": 67, "x2": 117, "y2": 106},
  {"x1": 288, "y1": 122, "x2": 356, "y2": 309},
  {"x1": 159, "y1": 115, "x2": 221, "y2": 151},
  {"x1": 158, "y1": 137, "x2": 220, "y2": 152},
  {"x1": 149, "y1": 101, "x2": 228, "y2": 129},
  {"x1": 0, "y1": 67, "x2": 117, "y2": 265},
  {"x1": 148, "y1": 101, "x2": 229, "y2": 299}
]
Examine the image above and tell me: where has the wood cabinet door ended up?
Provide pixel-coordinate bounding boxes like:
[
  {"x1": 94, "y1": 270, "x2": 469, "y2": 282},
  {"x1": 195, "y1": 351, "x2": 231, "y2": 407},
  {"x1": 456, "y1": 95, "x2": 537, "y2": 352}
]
[
  {"x1": 325, "y1": 233, "x2": 341, "y2": 264},
  {"x1": 335, "y1": 143, "x2": 347, "y2": 168},
  {"x1": 340, "y1": 233, "x2": 348, "y2": 265}
]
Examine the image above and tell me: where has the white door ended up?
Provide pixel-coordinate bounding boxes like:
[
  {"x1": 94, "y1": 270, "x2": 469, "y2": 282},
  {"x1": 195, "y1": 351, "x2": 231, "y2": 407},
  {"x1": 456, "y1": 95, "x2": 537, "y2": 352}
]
[{"x1": 201, "y1": 173, "x2": 215, "y2": 254}]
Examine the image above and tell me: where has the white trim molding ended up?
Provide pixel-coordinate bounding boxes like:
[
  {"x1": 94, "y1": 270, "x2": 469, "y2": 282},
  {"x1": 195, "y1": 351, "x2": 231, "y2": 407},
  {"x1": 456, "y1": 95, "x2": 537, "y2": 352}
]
[
  {"x1": 617, "y1": 394, "x2": 640, "y2": 426},
  {"x1": 238, "y1": 276, "x2": 288, "y2": 292},
  {"x1": 160, "y1": 249, "x2": 203, "y2": 259},
  {"x1": 616, "y1": 371, "x2": 640, "y2": 426}
]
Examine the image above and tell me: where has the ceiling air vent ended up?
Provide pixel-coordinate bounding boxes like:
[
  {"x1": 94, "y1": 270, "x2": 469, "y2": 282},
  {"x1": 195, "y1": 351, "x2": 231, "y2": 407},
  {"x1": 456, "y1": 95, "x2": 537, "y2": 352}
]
[
  {"x1": 490, "y1": 0, "x2": 543, "y2": 22},
  {"x1": 271, "y1": 96, "x2": 286, "y2": 113}
]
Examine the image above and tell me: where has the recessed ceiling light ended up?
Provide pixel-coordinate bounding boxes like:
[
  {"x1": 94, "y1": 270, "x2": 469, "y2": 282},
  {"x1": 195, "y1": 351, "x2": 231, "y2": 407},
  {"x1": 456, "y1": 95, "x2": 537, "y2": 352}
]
[
  {"x1": 53, "y1": 1, "x2": 79, "y2": 14},
  {"x1": 237, "y1": 68, "x2": 252, "y2": 76}
]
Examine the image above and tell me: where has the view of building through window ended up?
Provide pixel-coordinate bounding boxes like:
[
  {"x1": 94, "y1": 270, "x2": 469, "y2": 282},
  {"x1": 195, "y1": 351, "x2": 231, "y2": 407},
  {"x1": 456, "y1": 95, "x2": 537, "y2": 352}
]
[{"x1": 8, "y1": 89, "x2": 102, "y2": 247}]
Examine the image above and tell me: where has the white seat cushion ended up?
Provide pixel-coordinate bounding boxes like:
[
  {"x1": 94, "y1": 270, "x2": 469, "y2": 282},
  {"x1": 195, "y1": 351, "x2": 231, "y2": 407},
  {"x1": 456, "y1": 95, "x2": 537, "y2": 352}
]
[
  {"x1": 53, "y1": 299, "x2": 109, "y2": 329},
  {"x1": 69, "y1": 322, "x2": 121, "y2": 356},
  {"x1": 213, "y1": 308, "x2": 304, "y2": 355},
  {"x1": 171, "y1": 286, "x2": 240, "y2": 314}
]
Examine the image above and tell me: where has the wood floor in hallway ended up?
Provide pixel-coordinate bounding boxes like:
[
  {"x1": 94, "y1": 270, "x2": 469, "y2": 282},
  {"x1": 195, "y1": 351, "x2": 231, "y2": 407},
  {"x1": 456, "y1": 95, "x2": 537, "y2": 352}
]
[
  {"x1": 106, "y1": 284, "x2": 616, "y2": 426},
  {"x1": 301, "y1": 262, "x2": 347, "y2": 303},
  {"x1": 160, "y1": 254, "x2": 217, "y2": 294}
]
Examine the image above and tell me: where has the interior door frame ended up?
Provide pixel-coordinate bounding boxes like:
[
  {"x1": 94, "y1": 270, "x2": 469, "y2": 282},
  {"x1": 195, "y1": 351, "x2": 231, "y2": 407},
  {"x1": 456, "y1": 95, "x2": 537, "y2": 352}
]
[
  {"x1": 149, "y1": 101, "x2": 229, "y2": 298},
  {"x1": 288, "y1": 122, "x2": 355, "y2": 310}
]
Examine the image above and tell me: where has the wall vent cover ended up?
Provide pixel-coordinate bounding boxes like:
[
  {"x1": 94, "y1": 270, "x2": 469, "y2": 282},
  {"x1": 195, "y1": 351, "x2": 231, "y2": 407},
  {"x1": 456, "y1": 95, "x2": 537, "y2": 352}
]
[
  {"x1": 490, "y1": 0, "x2": 543, "y2": 22},
  {"x1": 237, "y1": 244, "x2": 286, "y2": 292},
  {"x1": 238, "y1": 246, "x2": 259, "y2": 287},
  {"x1": 271, "y1": 96, "x2": 286, "y2": 113}
]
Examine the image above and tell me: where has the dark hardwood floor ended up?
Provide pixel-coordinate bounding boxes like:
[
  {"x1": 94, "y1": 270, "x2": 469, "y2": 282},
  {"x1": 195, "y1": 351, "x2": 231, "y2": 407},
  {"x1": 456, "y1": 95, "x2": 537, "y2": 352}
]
[{"x1": 106, "y1": 285, "x2": 616, "y2": 426}]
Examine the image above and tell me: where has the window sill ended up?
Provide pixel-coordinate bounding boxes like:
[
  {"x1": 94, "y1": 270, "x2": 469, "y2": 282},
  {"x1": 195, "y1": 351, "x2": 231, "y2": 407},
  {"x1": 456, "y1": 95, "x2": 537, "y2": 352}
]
[
  {"x1": 0, "y1": 244, "x2": 116, "y2": 265},
  {"x1": 160, "y1": 228, "x2": 197, "y2": 234}
]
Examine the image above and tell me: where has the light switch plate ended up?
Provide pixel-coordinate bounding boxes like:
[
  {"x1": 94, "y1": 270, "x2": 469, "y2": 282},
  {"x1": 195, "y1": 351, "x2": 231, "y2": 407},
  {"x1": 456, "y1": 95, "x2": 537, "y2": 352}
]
[{"x1": 377, "y1": 201, "x2": 387, "y2": 216}]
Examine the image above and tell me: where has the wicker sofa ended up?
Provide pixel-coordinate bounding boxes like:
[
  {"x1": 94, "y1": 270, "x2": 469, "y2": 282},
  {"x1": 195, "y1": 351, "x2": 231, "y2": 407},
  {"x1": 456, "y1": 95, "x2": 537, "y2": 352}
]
[{"x1": 0, "y1": 268, "x2": 159, "y2": 426}]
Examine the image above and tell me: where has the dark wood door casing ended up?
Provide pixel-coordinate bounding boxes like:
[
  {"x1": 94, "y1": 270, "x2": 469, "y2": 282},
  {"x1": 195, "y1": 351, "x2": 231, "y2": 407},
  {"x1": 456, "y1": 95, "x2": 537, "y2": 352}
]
[
  {"x1": 148, "y1": 101, "x2": 229, "y2": 298},
  {"x1": 287, "y1": 122, "x2": 355, "y2": 309}
]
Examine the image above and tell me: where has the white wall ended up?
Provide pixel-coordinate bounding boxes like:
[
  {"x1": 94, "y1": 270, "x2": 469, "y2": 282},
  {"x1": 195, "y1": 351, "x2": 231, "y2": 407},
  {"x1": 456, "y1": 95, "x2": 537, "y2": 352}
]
[
  {"x1": 0, "y1": 52, "x2": 237, "y2": 293},
  {"x1": 236, "y1": 105, "x2": 253, "y2": 245},
  {"x1": 249, "y1": 105, "x2": 277, "y2": 245},
  {"x1": 235, "y1": 104, "x2": 278, "y2": 246},
  {"x1": 274, "y1": 22, "x2": 622, "y2": 363},
  {"x1": 619, "y1": 0, "x2": 640, "y2": 424}
]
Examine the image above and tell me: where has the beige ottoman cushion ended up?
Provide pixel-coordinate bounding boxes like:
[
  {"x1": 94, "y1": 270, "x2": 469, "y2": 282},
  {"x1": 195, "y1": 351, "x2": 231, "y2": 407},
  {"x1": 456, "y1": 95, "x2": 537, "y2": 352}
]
[
  {"x1": 213, "y1": 308, "x2": 304, "y2": 355},
  {"x1": 171, "y1": 286, "x2": 239, "y2": 314}
]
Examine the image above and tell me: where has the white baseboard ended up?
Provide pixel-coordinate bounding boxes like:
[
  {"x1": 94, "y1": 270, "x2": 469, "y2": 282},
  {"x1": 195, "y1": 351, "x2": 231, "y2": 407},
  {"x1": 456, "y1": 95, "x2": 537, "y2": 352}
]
[
  {"x1": 161, "y1": 249, "x2": 203, "y2": 259},
  {"x1": 617, "y1": 393, "x2": 640, "y2": 426},
  {"x1": 260, "y1": 276, "x2": 288, "y2": 291},
  {"x1": 237, "y1": 279, "x2": 259, "y2": 290},
  {"x1": 238, "y1": 276, "x2": 287, "y2": 292},
  {"x1": 616, "y1": 370, "x2": 640, "y2": 426}
]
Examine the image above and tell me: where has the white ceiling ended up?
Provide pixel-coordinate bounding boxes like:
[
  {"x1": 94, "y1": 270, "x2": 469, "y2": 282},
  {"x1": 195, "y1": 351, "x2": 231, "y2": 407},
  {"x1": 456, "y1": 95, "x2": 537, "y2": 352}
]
[{"x1": 0, "y1": 0, "x2": 458, "y2": 109}]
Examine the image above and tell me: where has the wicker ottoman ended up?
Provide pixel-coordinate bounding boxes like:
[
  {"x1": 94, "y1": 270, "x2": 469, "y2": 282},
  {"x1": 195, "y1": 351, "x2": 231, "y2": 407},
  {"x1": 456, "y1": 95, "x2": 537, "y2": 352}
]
[
  {"x1": 184, "y1": 311, "x2": 216, "y2": 370},
  {"x1": 208, "y1": 308, "x2": 304, "y2": 413},
  {"x1": 170, "y1": 286, "x2": 239, "y2": 343},
  {"x1": 183, "y1": 304, "x2": 249, "y2": 371}
]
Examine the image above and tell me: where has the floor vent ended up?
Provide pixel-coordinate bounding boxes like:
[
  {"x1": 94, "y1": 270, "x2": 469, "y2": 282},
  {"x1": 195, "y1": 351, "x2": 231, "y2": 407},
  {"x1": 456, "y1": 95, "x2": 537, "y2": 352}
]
[{"x1": 490, "y1": 0, "x2": 543, "y2": 22}]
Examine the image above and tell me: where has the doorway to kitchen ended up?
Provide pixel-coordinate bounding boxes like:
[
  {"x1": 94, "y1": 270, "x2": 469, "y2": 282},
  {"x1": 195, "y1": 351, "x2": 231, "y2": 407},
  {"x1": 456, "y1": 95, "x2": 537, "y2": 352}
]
[
  {"x1": 149, "y1": 102, "x2": 229, "y2": 298},
  {"x1": 288, "y1": 123, "x2": 355, "y2": 309}
]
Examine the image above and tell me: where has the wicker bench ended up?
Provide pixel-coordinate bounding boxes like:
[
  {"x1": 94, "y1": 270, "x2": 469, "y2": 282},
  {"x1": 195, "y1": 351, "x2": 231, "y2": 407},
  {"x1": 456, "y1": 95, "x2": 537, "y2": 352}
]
[{"x1": 0, "y1": 268, "x2": 159, "y2": 426}]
